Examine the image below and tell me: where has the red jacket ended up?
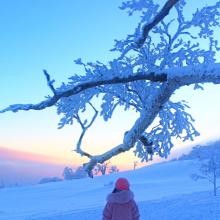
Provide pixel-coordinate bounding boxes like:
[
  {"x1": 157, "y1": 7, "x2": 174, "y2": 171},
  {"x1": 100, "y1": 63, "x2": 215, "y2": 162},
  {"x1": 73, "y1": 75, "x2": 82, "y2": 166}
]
[{"x1": 102, "y1": 190, "x2": 140, "y2": 220}]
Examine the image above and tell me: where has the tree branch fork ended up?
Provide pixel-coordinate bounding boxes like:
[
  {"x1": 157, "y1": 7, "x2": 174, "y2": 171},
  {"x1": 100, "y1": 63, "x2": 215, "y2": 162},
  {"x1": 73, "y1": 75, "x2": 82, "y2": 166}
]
[
  {"x1": 1, "y1": 63, "x2": 220, "y2": 176},
  {"x1": 1, "y1": 63, "x2": 220, "y2": 114}
]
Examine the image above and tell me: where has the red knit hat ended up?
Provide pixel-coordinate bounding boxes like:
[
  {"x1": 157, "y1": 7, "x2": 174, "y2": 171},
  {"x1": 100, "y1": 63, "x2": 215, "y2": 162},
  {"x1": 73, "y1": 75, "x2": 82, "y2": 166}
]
[{"x1": 115, "y1": 178, "x2": 130, "y2": 190}]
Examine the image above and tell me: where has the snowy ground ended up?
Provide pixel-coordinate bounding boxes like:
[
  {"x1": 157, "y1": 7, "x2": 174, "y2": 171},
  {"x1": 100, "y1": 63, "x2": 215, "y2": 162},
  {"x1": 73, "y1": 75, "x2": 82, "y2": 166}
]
[{"x1": 0, "y1": 160, "x2": 219, "y2": 220}]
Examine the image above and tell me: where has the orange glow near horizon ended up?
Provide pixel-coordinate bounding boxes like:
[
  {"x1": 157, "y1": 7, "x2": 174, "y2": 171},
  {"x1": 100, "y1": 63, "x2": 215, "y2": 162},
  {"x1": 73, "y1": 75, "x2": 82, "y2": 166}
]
[
  {"x1": 0, "y1": 146, "x2": 148, "y2": 173},
  {"x1": 0, "y1": 146, "x2": 81, "y2": 165}
]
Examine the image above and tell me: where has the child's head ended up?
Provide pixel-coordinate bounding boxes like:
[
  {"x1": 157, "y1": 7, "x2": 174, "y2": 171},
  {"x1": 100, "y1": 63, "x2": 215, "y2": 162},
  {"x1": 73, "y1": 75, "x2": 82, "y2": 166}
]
[{"x1": 115, "y1": 177, "x2": 130, "y2": 191}]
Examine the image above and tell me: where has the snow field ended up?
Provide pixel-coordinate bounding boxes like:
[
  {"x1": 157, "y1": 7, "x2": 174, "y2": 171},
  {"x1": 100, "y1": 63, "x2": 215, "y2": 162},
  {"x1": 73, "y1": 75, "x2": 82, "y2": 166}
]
[
  {"x1": 0, "y1": 160, "x2": 219, "y2": 219},
  {"x1": 29, "y1": 191, "x2": 220, "y2": 220}
]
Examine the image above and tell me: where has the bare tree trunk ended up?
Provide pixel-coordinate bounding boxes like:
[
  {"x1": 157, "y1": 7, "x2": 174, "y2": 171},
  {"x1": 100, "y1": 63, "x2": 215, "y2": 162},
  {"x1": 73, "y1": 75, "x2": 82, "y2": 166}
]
[{"x1": 214, "y1": 176, "x2": 217, "y2": 196}]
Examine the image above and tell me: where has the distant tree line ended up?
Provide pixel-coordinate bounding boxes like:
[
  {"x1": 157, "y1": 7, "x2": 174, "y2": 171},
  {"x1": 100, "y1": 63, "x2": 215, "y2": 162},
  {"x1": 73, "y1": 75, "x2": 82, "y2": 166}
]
[
  {"x1": 62, "y1": 166, "x2": 88, "y2": 180},
  {"x1": 38, "y1": 166, "x2": 88, "y2": 184},
  {"x1": 171, "y1": 139, "x2": 220, "y2": 161},
  {"x1": 38, "y1": 163, "x2": 120, "y2": 184},
  {"x1": 93, "y1": 161, "x2": 119, "y2": 176},
  {"x1": 38, "y1": 177, "x2": 62, "y2": 184}
]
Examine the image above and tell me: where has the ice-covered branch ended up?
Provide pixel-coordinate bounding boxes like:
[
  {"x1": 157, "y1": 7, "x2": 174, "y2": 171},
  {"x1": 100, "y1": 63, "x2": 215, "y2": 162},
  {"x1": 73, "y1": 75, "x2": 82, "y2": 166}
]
[
  {"x1": 1, "y1": 63, "x2": 220, "y2": 114},
  {"x1": 116, "y1": 0, "x2": 180, "y2": 59},
  {"x1": 74, "y1": 102, "x2": 98, "y2": 158},
  {"x1": 133, "y1": 0, "x2": 180, "y2": 49},
  {"x1": 84, "y1": 81, "x2": 177, "y2": 176},
  {"x1": 0, "y1": 70, "x2": 167, "y2": 113},
  {"x1": 166, "y1": 63, "x2": 220, "y2": 86},
  {"x1": 84, "y1": 62, "x2": 220, "y2": 174},
  {"x1": 100, "y1": 88, "x2": 142, "y2": 112},
  {"x1": 2, "y1": 0, "x2": 220, "y2": 178}
]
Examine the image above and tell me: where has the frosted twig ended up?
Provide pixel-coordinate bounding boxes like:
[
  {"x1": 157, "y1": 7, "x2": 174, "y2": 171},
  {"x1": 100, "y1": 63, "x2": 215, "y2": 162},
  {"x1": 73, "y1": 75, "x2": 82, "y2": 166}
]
[
  {"x1": 133, "y1": 0, "x2": 180, "y2": 48},
  {"x1": 43, "y1": 70, "x2": 57, "y2": 95},
  {"x1": 73, "y1": 102, "x2": 98, "y2": 158}
]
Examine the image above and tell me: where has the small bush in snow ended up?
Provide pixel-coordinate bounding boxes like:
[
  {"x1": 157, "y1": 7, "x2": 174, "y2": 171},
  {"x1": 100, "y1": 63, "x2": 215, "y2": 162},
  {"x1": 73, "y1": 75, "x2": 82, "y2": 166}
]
[
  {"x1": 104, "y1": 181, "x2": 114, "y2": 186},
  {"x1": 170, "y1": 158, "x2": 178, "y2": 161},
  {"x1": 108, "y1": 165, "x2": 119, "y2": 174}
]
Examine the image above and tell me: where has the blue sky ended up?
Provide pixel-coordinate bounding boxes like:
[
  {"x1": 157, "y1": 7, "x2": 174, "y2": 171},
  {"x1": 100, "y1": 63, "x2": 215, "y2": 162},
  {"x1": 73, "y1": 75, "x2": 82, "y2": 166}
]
[{"x1": 0, "y1": 0, "x2": 220, "y2": 185}]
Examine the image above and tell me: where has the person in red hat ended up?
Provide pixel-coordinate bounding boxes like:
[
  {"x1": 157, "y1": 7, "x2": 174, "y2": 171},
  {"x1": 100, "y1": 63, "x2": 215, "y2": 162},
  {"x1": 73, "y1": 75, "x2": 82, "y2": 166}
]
[{"x1": 102, "y1": 177, "x2": 140, "y2": 220}]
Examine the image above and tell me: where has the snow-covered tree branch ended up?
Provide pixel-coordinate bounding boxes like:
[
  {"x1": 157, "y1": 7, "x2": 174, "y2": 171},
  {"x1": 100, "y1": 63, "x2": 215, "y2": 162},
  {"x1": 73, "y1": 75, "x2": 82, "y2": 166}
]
[
  {"x1": 70, "y1": 102, "x2": 98, "y2": 159},
  {"x1": 1, "y1": 0, "x2": 220, "y2": 177}
]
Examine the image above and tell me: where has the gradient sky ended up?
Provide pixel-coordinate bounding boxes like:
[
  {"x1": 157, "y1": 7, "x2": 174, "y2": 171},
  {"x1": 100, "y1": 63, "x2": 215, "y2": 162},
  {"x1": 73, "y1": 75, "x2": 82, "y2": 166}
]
[
  {"x1": 0, "y1": 0, "x2": 220, "y2": 185},
  {"x1": 0, "y1": 146, "x2": 78, "y2": 186}
]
